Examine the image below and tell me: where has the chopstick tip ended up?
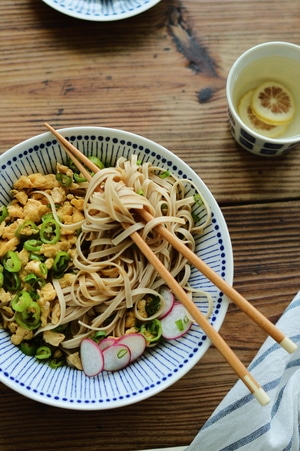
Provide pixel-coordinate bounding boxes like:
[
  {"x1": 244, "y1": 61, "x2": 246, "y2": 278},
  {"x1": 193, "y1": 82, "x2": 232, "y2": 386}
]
[
  {"x1": 280, "y1": 336, "x2": 298, "y2": 354},
  {"x1": 253, "y1": 387, "x2": 270, "y2": 406},
  {"x1": 244, "y1": 374, "x2": 270, "y2": 406}
]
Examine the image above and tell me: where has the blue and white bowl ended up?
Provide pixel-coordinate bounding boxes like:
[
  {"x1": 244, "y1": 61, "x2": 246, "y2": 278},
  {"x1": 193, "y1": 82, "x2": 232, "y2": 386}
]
[
  {"x1": 42, "y1": 0, "x2": 161, "y2": 21},
  {"x1": 0, "y1": 126, "x2": 233, "y2": 410}
]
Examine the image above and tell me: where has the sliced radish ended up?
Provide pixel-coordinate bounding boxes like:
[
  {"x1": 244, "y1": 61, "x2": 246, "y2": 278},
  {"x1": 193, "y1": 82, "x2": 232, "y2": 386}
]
[
  {"x1": 117, "y1": 333, "x2": 146, "y2": 362},
  {"x1": 98, "y1": 336, "x2": 117, "y2": 351},
  {"x1": 161, "y1": 302, "x2": 192, "y2": 339},
  {"x1": 103, "y1": 343, "x2": 131, "y2": 372},
  {"x1": 158, "y1": 285, "x2": 175, "y2": 319},
  {"x1": 80, "y1": 338, "x2": 104, "y2": 377}
]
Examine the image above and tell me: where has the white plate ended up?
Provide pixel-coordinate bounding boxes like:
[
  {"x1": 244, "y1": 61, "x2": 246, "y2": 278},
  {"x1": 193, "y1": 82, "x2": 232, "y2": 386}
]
[
  {"x1": 0, "y1": 126, "x2": 233, "y2": 410},
  {"x1": 42, "y1": 0, "x2": 161, "y2": 21}
]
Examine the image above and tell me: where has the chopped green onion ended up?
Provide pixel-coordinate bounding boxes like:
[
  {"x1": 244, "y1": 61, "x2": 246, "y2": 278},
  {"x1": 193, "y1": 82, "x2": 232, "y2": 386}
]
[
  {"x1": 29, "y1": 253, "x2": 45, "y2": 262},
  {"x1": 24, "y1": 273, "x2": 38, "y2": 285},
  {"x1": 73, "y1": 173, "x2": 87, "y2": 183},
  {"x1": 27, "y1": 290, "x2": 40, "y2": 301},
  {"x1": 35, "y1": 345, "x2": 52, "y2": 360},
  {"x1": 52, "y1": 251, "x2": 71, "y2": 278},
  {"x1": 117, "y1": 348, "x2": 129, "y2": 359},
  {"x1": 0, "y1": 206, "x2": 8, "y2": 224},
  {"x1": 20, "y1": 341, "x2": 38, "y2": 357},
  {"x1": 192, "y1": 213, "x2": 200, "y2": 224},
  {"x1": 193, "y1": 193, "x2": 203, "y2": 206},
  {"x1": 49, "y1": 358, "x2": 64, "y2": 369},
  {"x1": 160, "y1": 170, "x2": 170, "y2": 179},
  {"x1": 175, "y1": 319, "x2": 184, "y2": 332},
  {"x1": 40, "y1": 217, "x2": 61, "y2": 244},
  {"x1": 75, "y1": 227, "x2": 82, "y2": 237},
  {"x1": 39, "y1": 262, "x2": 48, "y2": 277},
  {"x1": 55, "y1": 173, "x2": 73, "y2": 187},
  {"x1": 140, "y1": 319, "x2": 162, "y2": 343},
  {"x1": 3, "y1": 271, "x2": 21, "y2": 292},
  {"x1": 15, "y1": 220, "x2": 39, "y2": 239},
  {"x1": 11, "y1": 291, "x2": 33, "y2": 313},
  {"x1": 41, "y1": 213, "x2": 54, "y2": 222},
  {"x1": 68, "y1": 158, "x2": 80, "y2": 173},
  {"x1": 88, "y1": 156, "x2": 104, "y2": 170},
  {"x1": 15, "y1": 301, "x2": 41, "y2": 330},
  {"x1": 2, "y1": 251, "x2": 22, "y2": 273},
  {"x1": 0, "y1": 265, "x2": 3, "y2": 288},
  {"x1": 24, "y1": 239, "x2": 42, "y2": 252},
  {"x1": 91, "y1": 331, "x2": 106, "y2": 343},
  {"x1": 28, "y1": 292, "x2": 39, "y2": 301},
  {"x1": 145, "y1": 295, "x2": 161, "y2": 317},
  {"x1": 53, "y1": 325, "x2": 65, "y2": 333}
]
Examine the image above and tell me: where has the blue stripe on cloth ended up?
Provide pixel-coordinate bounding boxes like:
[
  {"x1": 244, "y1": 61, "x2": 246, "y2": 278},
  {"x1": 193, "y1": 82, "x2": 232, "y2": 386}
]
[
  {"x1": 286, "y1": 357, "x2": 300, "y2": 370},
  {"x1": 202, "y1": 376, "x2": 283, "y2": 431},
  {"x1": 271, "y1": 384, "x2": 286, "y2": 418},
  {"x1": 201, "y1": 395, "x2": 253, "y2": 430},
  {"x1": 219, "y1": 422, "x2": 271, "y2": 451},
  {"x1": 248, "y1": 343, "x2": 279, "y2": 371},
  {"x1": 283, "y1": 436, "x2": 293, "y2": 451},
  {"x1": 248, "y1": 334, "x2": 300, "y2": 373}
]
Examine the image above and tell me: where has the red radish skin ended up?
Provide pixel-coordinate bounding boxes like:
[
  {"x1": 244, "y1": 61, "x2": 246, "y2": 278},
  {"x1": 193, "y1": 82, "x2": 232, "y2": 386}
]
[
  {"x1": 80, "y1": 338, "x2": 104, "y2": 377},
  {"x1": 161, "y1": 302, "x2": 192, "y2": 339},
  {"x1": 103, "y1": 343, "x2": 131, "y2": 371},
  {"x1": 98, "y1": 336, "x2": 117, "y2": 351},
  {"x1": 117, "y1": 333, "x2": 146, "y2": 362},
  {"x1": 80, "y1": 301, "x2": 193, "y2": 377},
  {"x1": 158, "y1": 286, "x2": 175, "y2": 319}
]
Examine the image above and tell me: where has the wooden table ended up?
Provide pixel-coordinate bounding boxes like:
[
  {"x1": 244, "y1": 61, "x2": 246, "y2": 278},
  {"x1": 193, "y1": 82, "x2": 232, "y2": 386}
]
[{"x1": 0, "y1": 1, "x2": 300, "y2": 450}]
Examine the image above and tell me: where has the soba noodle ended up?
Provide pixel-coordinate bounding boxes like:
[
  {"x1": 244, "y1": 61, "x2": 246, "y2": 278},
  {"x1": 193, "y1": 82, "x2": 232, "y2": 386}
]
[{"x1": 0, "y1": 155, "x2": 213, "y2": 365}]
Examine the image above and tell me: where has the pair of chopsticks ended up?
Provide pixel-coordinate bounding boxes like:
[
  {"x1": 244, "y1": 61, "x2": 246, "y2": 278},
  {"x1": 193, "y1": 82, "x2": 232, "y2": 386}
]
[{"x1": 45, "y1": 122, "x2": 297, "y2": 405}]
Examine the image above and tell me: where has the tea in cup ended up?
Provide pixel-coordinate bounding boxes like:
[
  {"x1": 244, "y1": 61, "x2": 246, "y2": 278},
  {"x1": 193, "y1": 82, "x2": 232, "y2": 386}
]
[{"x1": 226, "y1": 41, "x2": 300, "y2": 157}]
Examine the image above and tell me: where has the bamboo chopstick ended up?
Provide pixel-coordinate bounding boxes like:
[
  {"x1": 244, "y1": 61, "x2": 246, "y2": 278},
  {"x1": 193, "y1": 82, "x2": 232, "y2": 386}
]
[
  {"x1": 44, "y1": 123, "x2": 269, "y2": 404},
  {"x1": 43, "y1": 122, "x2": 293, "y2": 404},
  {"x1": 122, "y1": 221, "x2": 270, "y2": 406},
  {"x1": 138, "y1": 209, "x2": 297, "y2": 353},
  {"x1": 44, "y1": 123, "x2": 297, "y2": 354}
]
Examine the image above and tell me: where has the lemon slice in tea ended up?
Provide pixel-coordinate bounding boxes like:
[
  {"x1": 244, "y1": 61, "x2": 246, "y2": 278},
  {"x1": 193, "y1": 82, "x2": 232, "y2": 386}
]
[
  {"x1": 238, "y1": 89, "x2": 287, "y2": 138},
  {"x1": 251, "y1": 81, "x2": 295, "y2": 125}
]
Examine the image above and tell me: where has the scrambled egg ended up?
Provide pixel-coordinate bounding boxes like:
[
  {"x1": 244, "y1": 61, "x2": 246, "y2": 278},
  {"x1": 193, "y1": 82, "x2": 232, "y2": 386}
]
[
  {"x1": 0, "y1": 163, "x2": 86, "y2": 362},
  {"x1": 13, "y1": 173, "x2": 60, "y2": 190}
]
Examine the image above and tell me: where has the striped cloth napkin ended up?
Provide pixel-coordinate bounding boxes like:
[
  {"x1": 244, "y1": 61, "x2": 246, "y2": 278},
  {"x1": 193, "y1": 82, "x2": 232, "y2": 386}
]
[
  {"x1": 139, "y1": 291, "x2": 300, "y2": 451},
  {"x1": 186, "y1": 290, "x2": 300, "y2": 451}
]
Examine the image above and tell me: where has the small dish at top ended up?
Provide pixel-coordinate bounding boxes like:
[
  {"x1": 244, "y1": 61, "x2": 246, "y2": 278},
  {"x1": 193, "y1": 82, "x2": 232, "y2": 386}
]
[{"x1": 42, "y1": 0, "x2": 161, "y2": 21}]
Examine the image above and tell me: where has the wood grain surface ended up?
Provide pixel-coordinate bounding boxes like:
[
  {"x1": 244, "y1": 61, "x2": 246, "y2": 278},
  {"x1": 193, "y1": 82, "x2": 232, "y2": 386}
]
[{"x1": 0, "y1": 1, "x2": 300, "y2": 450}]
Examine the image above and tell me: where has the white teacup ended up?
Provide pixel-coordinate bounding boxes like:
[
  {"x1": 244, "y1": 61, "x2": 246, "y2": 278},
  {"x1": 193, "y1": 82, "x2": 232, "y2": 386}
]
[{"x1": 226, "y1": 41, "x2": 300, "y2": 157}]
